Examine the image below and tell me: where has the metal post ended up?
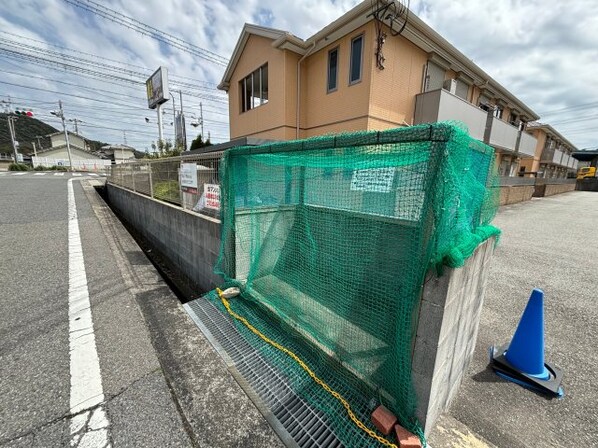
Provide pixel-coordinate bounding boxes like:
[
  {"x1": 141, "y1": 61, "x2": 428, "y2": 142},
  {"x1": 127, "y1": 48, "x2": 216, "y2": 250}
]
[
  {"x1": 179, "y1": 90, "x2": 187, "y2": 151},
  {"x1": 59, "y1": 100, "x2": 74, "y2": 171},
  {"x1": 148, "y1": 162, "x2": 154, "y2": 198},
  {"x1": 7, "y1": 115, "x2": 18, "y2": 163},
  {"x1": 157, "y1": 103, "x2": 164, "y2": 144},
  {"x1": 200, "y1": 102, "x2": 204, "y2": 141}
]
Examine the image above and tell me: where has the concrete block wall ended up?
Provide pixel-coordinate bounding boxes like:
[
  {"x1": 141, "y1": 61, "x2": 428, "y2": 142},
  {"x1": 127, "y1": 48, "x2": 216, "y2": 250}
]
[
  {"x1": 107, "y1": 184, "x2": 223, "y2": 293},
  {"x1": 412, "y1": 238, "x2": 494, "y2": 436},
  {"x1": 544, "y1": 183, "x2": 575, "y2": 197},
  {"x1": 499, "y1": 185, "x2": 535, "y2": 205}
]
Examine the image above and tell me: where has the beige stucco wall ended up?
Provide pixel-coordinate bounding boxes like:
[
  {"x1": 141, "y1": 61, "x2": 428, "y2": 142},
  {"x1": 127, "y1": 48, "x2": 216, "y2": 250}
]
[
  {"x1": 301, "y1": 24, "x2": 372, "y2": 138},
  {"x1": 228, "y1": 34, "x2": 296, "y2": 140},
  {"x1": 520, "y1": 128, "x2": 546, "y2": 174},
  {"x1": 368, "y1": 24, "x2": 428, "y2": 128}
]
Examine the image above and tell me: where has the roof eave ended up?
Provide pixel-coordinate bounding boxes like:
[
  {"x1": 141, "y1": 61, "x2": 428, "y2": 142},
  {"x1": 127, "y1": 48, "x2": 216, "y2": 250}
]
[{"x1": 218, "y1": 23, "x2": 288, "y2": 92}]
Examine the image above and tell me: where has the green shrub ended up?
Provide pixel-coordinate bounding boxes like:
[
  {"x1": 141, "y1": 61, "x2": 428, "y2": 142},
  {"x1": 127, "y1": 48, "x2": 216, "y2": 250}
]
[
  {"x1": 34, "y1": 165, "x2": 48, "y2": 171},
  {"x1": 8, "y1": 163, "x2": 30, "y2": 171},
  {"x1": 49, "y1": 165, "x2": 69, "y2": 171},
  {"x1": 153, "y1": 180, "x2": 180, "y2": 202}
]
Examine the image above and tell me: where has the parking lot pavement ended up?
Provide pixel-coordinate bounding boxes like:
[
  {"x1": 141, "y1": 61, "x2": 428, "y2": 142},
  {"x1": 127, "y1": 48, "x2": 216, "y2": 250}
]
[{"x1": 434, "y1": 192, "x2": 598, "y2": 447}]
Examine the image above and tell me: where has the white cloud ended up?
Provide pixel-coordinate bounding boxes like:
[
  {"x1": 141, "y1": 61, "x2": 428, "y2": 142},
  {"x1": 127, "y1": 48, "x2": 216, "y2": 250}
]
[{"x1": 0, "y1": 0, "x2": 595, "y2": 150}]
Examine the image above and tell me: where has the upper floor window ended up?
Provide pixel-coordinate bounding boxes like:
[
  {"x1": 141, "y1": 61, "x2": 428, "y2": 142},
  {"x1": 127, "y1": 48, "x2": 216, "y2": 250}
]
[
  {"x1": 327, "y1": 47, "x2": 339, "y2": 92},
  {"x1": 478, "y1": 94, "x2": 491, "y2": 112},
  {"x1": 349, "y1": 35, "x2": 363, "y2": 84},
  {"x1": 240, "y1": 64, "x2": 268, "y2": 113},
  {"x1": 494, "y1": 105, "x2": 504, "y2": 119},
  {"x1": 424, "y1": 61, "x2": 446, "y2": 92}
]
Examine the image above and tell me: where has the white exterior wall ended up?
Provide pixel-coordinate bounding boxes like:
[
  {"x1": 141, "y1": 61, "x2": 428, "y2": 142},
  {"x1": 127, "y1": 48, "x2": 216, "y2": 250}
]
[
  {"x1": 50, "y1": 133, "x2": 85, "y2": 149},
  {"x1": 41, "y1": 147, "x2": 101, "y2": 161}
]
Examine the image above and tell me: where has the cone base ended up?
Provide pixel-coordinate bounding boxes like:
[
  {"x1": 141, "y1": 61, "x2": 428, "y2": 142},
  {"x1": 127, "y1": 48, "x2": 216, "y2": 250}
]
[{"x1": 489, "y1": 344, "x2": 564, "y2": 397}]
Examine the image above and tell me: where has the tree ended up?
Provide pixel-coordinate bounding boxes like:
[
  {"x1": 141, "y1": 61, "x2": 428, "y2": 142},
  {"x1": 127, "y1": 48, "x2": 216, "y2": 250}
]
[
  {"x1": 189, "y1": 134, "x2": 213, "y2": 151},
  {"x1": 144, "y1": 139, "x2": 182, "y2": 159}
]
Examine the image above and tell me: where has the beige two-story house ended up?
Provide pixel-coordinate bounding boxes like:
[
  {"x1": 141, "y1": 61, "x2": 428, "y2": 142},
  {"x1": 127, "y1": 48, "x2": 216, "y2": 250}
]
[{"x1": 218, "y1": 1, "x2": 541, "y2": 176}]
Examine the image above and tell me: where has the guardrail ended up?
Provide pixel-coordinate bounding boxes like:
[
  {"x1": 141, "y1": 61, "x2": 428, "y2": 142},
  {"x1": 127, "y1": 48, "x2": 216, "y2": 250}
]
[{"x1": 109, "y1": 152, "x2": 223, "y2": 219}]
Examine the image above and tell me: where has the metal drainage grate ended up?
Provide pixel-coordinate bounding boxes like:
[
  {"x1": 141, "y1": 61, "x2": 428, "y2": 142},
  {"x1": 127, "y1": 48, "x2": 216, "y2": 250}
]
[{"x1": 184, "y1": 297, "x2": 343, "y2": 448}]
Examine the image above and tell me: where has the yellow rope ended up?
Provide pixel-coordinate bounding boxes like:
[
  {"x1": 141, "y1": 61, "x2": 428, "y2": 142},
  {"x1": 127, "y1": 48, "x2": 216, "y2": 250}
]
[{"x1": 216, "y1": 288, "x2": 398, "y2": 448}]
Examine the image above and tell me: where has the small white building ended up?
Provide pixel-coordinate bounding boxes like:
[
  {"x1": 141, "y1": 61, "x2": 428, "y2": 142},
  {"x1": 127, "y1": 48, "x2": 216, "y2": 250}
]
[
  {"x1": 98, "y1": 144, "x2": 137, "y2": 164},
  {"x1": 32, "y1": 131, "x2": 111, "y2": 172}
]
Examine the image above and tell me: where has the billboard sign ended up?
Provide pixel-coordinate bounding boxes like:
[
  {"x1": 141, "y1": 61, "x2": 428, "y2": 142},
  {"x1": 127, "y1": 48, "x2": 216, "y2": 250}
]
[
  {"x1": 180, "y1": 163, "x2": 198, "y2": 194},
  {"x1": 146, "y1": 66, "x2": 169, "y2": 109}
]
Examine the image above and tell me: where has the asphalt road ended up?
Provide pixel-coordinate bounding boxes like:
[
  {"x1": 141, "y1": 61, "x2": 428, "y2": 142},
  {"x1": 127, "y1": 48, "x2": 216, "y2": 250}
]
[
  {"x1": 443, "y1": 191, "x2": 598, "y2": 447},
  {"x1": 0, "y1": 172, "x2": 191, "y2": 447}
]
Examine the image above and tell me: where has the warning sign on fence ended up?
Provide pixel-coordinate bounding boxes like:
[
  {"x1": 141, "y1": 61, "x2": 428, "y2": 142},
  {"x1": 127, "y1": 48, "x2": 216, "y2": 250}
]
[
  {"x1": 180, "y1": 163, "x2": 198, "y2": 194},
  {"x1": 350, "y1": 167, "x2": 395, "y2": 193},
  {"x1": 204, "y1": 184, "x2": 220, "y2": 210}
]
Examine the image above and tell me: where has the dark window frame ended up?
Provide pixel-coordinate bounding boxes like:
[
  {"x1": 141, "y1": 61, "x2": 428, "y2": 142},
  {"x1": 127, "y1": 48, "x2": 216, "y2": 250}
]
[
  {"x1": 327, "y1": 46, "x2": 339, "y2": 93},
  {"x1": 349, "y1": 34, "x2": 364, "y2": 85},
  {"x1": 239, "y1": 63, "x2": 269, "y2": 114}
]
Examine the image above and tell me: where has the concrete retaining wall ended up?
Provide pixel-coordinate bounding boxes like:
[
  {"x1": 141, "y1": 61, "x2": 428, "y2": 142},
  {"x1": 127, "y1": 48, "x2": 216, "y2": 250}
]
[
  {"x1": 576, "y1": 178, "x2": 598, "y2": 192},
  {"x1": 412, "y1": 239, "x2": 494, "y2": 436},
  {"x1": 534, "y1": 182, "x2": 576, "y2": 198},
  {"x1": 107, "y1": 183, "x2": 223, "y2": 293},
  {"x1": 499, "y1": 185, "x2": 535, "y2": 206}
]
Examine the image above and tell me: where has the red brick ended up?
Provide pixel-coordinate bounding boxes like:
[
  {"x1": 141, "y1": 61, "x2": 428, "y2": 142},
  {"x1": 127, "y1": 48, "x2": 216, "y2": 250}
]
[
  {"x1": 394, "y1": 424, "x2": 422, "y2": 448},
  {"x1": 371, "y1": 405, "x2": 397, "y2": 435}
]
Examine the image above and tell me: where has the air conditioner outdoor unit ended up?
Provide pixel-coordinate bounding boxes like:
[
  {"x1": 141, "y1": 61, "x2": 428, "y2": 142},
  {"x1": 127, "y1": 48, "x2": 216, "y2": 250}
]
[{"x1": 443, "y1": 78, "x2": 457, "y2": 95}]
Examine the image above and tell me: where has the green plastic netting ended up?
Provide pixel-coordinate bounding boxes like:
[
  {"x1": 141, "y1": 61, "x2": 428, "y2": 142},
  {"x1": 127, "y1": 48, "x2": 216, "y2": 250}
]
[{"x1": 210, "y1": 122, "x2": 500, "y2": 446}]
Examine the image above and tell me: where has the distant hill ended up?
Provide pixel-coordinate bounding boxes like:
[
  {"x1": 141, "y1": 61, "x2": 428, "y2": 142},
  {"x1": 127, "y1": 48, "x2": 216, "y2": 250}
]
[
  {"x1": 0, "y1": 113, "x2": 109, "y2": 156},
  {"x1": 0, "y1": 113, "x2": 58, "y2": 155}
]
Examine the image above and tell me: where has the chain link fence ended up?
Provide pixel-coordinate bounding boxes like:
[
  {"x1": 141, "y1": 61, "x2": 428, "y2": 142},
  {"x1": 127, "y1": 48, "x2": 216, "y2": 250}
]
[{"x1": 109, "y1": 152, "x2": 223, "y2": 219}]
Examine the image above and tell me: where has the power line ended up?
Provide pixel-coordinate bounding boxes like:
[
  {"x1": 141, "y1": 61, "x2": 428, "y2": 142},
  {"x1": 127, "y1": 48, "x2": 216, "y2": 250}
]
[
  {"x1": 538, "y1": 101, "x2": 598, "y2": 116},
  {"x1": 62, "y1": 0, "x2": 229, "y2": 67},
  {"x1": 0, "y1": 38, "x2": 229, "y2": 104},
  {"x1": 0, "y1": 30, "x2": 219, "y2": 88}
]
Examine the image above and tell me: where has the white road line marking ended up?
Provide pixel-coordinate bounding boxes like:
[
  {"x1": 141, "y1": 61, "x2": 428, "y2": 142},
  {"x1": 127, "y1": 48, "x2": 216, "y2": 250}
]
[
  {"x1": 54, "y1": 172, "x2": 65, "y2": 176},
  {"x1": 88, "y1": 173, "x2": 98, "y2": 177},
  {"x1": 67, "y1": 179, "x2": 111, "y2": 446},
  {"x1": 72, "y1": 173, "x2": 82, "y2": 177},
  {"x1": 34, "y1": 173, "x2": 47, "y2": 176},
  {"x1": 12, "y1": 172, "x2": 27, "y2": 176}
]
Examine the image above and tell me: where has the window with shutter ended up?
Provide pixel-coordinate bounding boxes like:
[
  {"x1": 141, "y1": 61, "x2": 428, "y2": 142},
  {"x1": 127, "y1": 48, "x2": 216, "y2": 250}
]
[{"x1": 425, "y1": 62, "x2": 445, "y2": 91}]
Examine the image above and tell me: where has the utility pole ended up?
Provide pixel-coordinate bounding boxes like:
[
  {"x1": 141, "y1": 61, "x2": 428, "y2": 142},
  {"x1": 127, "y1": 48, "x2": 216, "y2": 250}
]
[
  {"x1": 179, "y1": 90, "x2": 187, "y2": 151},
  {"x1": 35, "y1": 135, "x2": 43, "y2": 151},
  {"x1": 7, "y1": 115, "x2": 18, "y2": 163},
  {"x1": 69, "y1": 118, "x2": 83, "y2": 134},
  {"x1": 32, "y1": 141, "x2": 37, "y2": 157},
  {"x1": 200, "y1": 102, "x2": 204, "y2": 142},
  {"x1": 123, "y1": 130, "x2": 128, "y2": 145},
  {"x1": 52, "y1": 100, "x2": 74, "y2": 171}
]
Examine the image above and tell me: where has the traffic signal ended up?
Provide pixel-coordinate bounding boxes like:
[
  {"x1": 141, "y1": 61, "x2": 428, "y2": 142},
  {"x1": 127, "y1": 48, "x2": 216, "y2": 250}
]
[{"x1": 14, "y1": 109, "x2": 33, "y2": 117}]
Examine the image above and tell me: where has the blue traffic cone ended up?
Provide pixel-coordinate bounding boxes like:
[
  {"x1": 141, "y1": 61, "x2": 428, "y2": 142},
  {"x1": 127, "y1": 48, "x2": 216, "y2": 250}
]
[
  {"x1": 504, "y1": 289, "x2": 550, "y2": 379},
  {"x1": 489, "y1": 288, "x2": 564, "y2": 397}
]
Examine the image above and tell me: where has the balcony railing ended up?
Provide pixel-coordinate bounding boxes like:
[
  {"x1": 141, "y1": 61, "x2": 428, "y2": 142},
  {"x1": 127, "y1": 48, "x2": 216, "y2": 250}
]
[
  {"x1": 414, "y1": 89, "x2": 537, "y2": 156},
  {"x1": 489, "y1": 117, "x2": 518, "y2": 152},
  {"x1": 414, "y1": 89, "x2": 487, "y2": 141},
  {"x1": 518, "y1": 132, "x2": 537, "y2": 157},
  {"x1": 552, "y1": 150, "x2": 564, "y2": 165}
]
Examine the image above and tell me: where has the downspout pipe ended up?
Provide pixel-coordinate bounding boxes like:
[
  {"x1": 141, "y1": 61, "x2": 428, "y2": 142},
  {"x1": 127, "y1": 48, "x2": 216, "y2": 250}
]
[{"x1": 296, "y1": 42, "x2": 317, "y2": 139}]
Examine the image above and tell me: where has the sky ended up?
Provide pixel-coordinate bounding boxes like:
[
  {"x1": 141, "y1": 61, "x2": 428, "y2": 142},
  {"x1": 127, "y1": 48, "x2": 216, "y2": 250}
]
[{"x1": 0, "y1": 0, "x2": 596, "y2": 151}]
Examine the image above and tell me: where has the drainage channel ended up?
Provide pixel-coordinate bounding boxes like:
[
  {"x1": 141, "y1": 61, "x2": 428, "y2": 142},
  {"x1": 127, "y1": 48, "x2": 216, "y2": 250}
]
[
  {"x1": 185, "y1": 297, "x2": 343, "y2": 448},
  {"x1": 97, "y1": 184, "x2": 344, "y2": 447}
]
